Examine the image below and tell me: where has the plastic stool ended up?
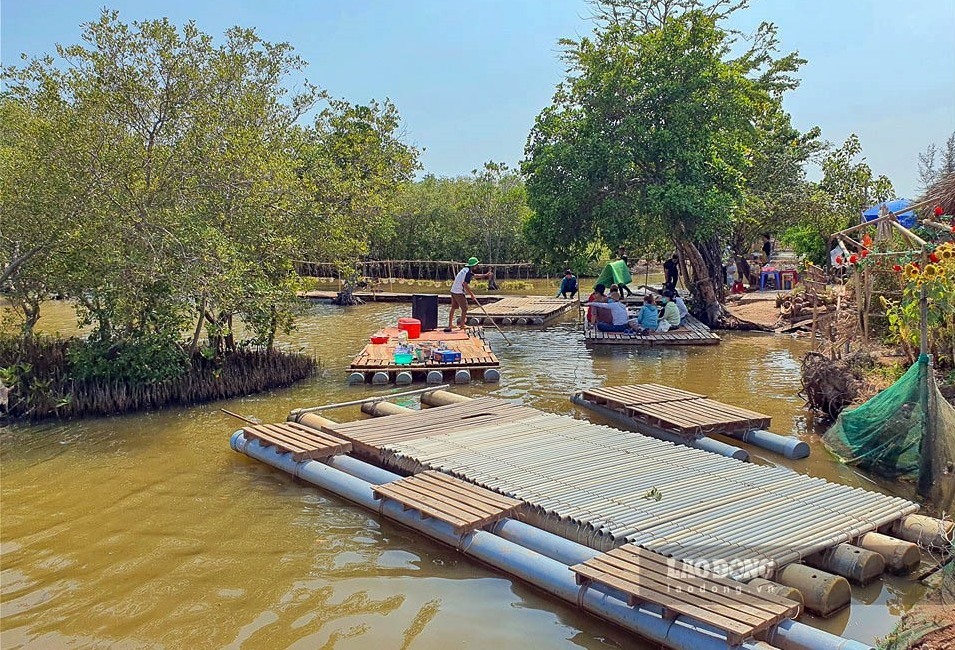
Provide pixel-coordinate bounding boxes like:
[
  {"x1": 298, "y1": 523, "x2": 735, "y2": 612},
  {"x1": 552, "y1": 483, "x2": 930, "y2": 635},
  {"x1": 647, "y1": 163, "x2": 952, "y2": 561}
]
[
  {"x1": 760, "y1": 271, "x2": 781, "y2": 290},
  {"x1": 780, "y1": 270, "x2": 798, "y2": 291}
]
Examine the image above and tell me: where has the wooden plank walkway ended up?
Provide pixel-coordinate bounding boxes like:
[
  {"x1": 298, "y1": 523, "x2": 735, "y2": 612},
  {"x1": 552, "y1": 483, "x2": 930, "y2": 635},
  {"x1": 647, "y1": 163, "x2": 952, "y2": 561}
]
[
  {"x1": 300, "y1": 290, "x2": 503, "y2": 304},
  {"x1": 572, "y1": 545, "x2": 800, "y2": 644},
  {"x1": 580, "y1": 384, "x2": 771, "y2": 437},
  {"x1": 320, "y1": 399, "x2": 919, "y2": 578},
  {"x1": 349, "y1": 326, "x2": 500, "y2": 383},
  {"x1": 468, "y1": 296, "x2": 576, "y2": 326},
  {"x1": 373, "y1": 470, "x2": 522, "y2": 533},
  {"x1": 242, "y1": 422, "x2": 352, "y2": 461},
  {"x1": 584, "y1": 315, "x2": 720, "y2": 346}
]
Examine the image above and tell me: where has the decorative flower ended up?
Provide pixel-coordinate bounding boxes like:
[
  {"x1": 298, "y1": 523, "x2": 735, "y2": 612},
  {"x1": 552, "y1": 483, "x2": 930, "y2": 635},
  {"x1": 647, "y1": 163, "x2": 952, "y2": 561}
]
[
  {"x1": 935, "y1": 205, "x2": 945, "y2": 217},
  {"x1": 848, "y1": 254, "x2": 858, "y2": 264},
  {"x1": 922, "y1": 264, "x2": 940, "y2": 279},
  {"x1": 892, "y1": 264, "x2": 902, "y2": 272},
  {"x1": 861, "y1": 249, "x2": 869, "y2": 258},
  {"x1": 929, "y1": 252, "x2": 940, "y2": 264},
  {"x1": 862, "y1": 234, "x2": 873, "y2": 247},
  {"x1": 835, "y1": 255, "x2": 843, "y2": 265}
]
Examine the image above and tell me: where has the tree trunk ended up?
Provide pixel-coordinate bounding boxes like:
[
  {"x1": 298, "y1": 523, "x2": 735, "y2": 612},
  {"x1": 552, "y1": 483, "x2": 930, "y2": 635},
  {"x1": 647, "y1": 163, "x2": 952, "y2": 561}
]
[{"x1": 675, "y1": 236, "x2": 727, "y2": 327}]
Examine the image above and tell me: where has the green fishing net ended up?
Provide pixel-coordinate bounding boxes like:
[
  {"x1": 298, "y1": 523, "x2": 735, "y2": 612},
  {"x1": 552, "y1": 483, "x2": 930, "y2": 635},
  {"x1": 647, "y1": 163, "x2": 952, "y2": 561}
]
[{"x1": 823, "y1": 354, "x2": 955, "y2": 512}]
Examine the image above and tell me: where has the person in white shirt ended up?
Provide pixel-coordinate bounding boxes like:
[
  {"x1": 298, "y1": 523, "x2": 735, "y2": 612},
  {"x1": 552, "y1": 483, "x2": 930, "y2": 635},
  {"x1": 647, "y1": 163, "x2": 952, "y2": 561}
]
[
  {"x1": 446, "y1": 256, "x2": 492, "y2": 331},
  {"x1": 583, "y1": 298, "x2": 637, "y2": 333}
]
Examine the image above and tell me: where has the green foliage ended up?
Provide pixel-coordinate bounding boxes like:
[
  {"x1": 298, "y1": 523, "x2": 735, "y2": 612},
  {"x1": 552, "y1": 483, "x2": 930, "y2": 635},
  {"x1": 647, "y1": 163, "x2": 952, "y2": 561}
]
[
  {"x1": 1, "y1": 10, "x2": 417, "y2": 359},
  {"x1": 781, "y1": 135, "x2": 895, "y2": 267},
  {"x1": 372, "y1": 162, "x2": 531, "y2": 264},
  {"x1": 524, "y1": 11, "x2": 765, "y2": 265},
  {"x1": 67, "y1": 333, "x2": 188, "y2": 384}
]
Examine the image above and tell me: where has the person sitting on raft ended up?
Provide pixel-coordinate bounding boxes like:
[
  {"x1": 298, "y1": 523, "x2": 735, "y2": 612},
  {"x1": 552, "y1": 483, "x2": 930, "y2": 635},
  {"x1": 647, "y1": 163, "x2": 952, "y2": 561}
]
[
  {"x1": 636, "y1": 294, "x2": 658, "y2": 334},
  {"x1": 583, "y1": 297, "x2": 636, "y2": 332},
  {"x1": 586, "y1": 283, "x2": 608, "y2": 323},
  {"x1": 657, "y1": 292, "x2": 682, "y2": 332},
  {"x1": 556, "y1": 269, "x2": 578, "y2": 299},
  {"x1": 668, "y1": 289, "x2": 689, "y2": 326}
]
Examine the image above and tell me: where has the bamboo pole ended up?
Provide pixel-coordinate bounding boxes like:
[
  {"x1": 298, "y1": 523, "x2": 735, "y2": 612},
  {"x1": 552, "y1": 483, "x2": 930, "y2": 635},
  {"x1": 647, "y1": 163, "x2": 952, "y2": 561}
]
[{"x1": 291, "y1": 384, "x2": 451, "y2": 415}]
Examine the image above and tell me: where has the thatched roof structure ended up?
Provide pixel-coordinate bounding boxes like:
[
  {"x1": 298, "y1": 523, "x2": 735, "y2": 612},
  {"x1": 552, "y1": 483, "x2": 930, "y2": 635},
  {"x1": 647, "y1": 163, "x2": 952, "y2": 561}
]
[{"x1": 919, "y1": 172, "x2": 955, "y2": 216}]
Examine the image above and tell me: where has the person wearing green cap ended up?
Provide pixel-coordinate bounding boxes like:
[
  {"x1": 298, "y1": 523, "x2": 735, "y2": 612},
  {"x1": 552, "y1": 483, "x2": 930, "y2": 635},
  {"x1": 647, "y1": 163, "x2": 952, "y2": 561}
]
[{"x1": 446, "y1": 256, "x2": 492, "y2": 332}]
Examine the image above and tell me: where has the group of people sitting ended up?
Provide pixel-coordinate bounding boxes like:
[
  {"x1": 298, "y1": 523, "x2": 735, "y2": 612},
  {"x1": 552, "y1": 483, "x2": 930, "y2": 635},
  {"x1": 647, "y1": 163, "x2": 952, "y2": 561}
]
[{"x1": 583, "y1": 283, "x2": 688, "y2": 335}]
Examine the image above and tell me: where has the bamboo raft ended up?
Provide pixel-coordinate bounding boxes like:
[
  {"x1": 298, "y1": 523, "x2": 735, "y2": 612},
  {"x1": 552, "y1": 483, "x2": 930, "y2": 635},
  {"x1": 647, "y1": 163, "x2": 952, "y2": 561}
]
[
  {"x1": 348, "y1": 326, "x2": 500, "y2": 385},
  {"x1": 466, "y1": 296, "x2": 576, "y2": 326},
  {"x1": 579, "y1": 384, "x2": 770, "y2": 438},
  {"x1": 584, "y1": 314, "x2": 721, "y2": 346},
  {"x1": 319, "y1": 398, "x2": 917, "y2": 576}
]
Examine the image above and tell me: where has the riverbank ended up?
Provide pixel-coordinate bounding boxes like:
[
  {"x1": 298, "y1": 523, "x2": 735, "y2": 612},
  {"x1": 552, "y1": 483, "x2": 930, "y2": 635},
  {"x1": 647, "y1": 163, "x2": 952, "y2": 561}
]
[{"x1": 0, "y1": 334, "x2": 316, "y2": 420}]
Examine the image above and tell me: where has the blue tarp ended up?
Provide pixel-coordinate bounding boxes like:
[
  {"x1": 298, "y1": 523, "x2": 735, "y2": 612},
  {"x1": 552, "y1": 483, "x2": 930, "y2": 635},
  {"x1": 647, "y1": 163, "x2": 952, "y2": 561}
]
[{"x1": 863, "y1": 198, "x2": 916, "y2": 228}]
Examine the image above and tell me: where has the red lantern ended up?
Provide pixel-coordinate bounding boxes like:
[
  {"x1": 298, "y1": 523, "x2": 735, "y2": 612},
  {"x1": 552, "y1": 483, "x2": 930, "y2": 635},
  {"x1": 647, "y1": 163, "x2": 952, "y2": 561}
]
[
  {"x1": 935, "y1": 205, "x2": 944, "y2": 217},
  {"x1": 835, "y1": 255, "x2": 843, "y2": 265},
  {"x1": 892, "y1": 264, "x2": 902, "y2": 272},
  {"x1": 929, "y1": 252, "x2": 940, "y2": 263},
  {"x1": 848, "y1": 254, "x2": 859, "y2": 264}
]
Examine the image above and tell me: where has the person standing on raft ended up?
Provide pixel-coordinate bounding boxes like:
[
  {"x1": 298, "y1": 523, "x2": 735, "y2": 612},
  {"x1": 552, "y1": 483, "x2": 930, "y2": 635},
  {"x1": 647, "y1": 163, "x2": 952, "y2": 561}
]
[{"x1": 446, "y1": 256, "x2": 492, "y2": 332}]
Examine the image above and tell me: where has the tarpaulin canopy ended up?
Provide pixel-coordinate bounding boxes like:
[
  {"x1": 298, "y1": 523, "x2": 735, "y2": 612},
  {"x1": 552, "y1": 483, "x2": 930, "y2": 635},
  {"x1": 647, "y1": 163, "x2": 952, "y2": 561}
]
[{"x1": 863, "y1": 198, "x2": 916, "y2": 228}]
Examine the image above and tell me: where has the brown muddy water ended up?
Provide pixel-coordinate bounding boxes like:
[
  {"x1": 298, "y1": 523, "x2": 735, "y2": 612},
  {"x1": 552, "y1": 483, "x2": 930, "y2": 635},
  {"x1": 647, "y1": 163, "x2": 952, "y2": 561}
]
[{"x1": 1, "y1": 286, "x2": 928, "y2": 649}]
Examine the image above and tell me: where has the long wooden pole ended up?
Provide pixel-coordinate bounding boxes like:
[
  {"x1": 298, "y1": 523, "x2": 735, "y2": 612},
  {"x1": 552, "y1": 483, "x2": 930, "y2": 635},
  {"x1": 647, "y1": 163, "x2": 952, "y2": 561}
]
[{"x1": 474, "y1": 299, "x2": 513, "y2": 345}]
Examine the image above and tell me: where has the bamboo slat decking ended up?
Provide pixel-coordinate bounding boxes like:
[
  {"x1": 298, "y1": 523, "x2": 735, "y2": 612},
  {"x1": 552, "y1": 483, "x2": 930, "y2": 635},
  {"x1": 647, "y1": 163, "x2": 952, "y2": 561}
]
[
  {"x1": 467, "y1": 296, "x2": 576, "y2": 326},
  {"x1": 372, "y1": 470, "x2": 522, "y2": 533},
  {"x1": 572, "y1": 544, "x2": 800, "y2": 645},
  {"x1": 580, "y1": 384, "x2": 772, "y2": 437},
  {"x1": 320, "y1": 398, "x2": 918, "y2": 578},
  {"x1": 349, "y1": 327, "x2": 499, "y2": 383},
  {"x1": 584, "y1": 315, "x2": 720, "y2": 346}
]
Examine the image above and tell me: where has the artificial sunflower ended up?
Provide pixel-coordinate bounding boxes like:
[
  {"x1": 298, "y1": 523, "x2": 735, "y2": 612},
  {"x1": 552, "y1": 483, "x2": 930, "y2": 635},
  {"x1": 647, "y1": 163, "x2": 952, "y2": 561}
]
[{"x1": 922, "y1": 264, "x2": 940, "y2": 279}]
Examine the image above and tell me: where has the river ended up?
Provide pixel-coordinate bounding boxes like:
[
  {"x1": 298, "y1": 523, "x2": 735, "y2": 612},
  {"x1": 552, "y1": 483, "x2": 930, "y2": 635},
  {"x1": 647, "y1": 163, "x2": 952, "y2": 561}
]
[{"x1": 0, "y1": 286, "x2": 927, "y2": 648}]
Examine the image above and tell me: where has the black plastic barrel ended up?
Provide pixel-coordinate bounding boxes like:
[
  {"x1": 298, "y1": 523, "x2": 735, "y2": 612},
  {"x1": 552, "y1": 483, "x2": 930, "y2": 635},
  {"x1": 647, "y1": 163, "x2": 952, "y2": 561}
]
[{"x1": 412, "y1": 294, "x2": 439, "y2": 332}]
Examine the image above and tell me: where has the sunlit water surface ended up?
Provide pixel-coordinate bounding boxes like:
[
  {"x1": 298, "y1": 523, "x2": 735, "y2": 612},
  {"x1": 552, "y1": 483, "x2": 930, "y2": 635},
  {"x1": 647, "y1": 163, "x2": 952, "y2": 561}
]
[{"x1": 1, "y1": 287, "x2": 926, "y2": 648}]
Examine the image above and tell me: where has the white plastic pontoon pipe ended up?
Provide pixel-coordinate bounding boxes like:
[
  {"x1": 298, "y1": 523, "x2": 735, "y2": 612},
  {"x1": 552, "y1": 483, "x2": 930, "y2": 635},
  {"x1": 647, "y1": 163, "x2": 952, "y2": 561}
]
[
  {"x1": 232, "y1": 432, "x2": 873, "y2": 650},
  {"x1": 571, "y1": 393, "x2": 749, "y2": 461},
  {"x1": 739, "y1": 430, "x2": 811, "y2": 460}
]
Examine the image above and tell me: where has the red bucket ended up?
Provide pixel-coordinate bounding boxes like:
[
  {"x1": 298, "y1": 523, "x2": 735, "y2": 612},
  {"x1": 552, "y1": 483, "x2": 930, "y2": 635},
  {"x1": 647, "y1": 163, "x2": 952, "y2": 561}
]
[{"x1": 397, "y1": 317, "x2": 421, "y2": 339}]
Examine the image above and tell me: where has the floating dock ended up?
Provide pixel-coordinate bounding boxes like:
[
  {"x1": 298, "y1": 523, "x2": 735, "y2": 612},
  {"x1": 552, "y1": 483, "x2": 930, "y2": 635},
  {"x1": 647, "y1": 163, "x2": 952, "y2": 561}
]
[
  {"x1": 231, "y1": 393, "x2": 949, "y2": 649},
  {"x1": 584, "y1": 315, "x2": 721, "y2": 346},
  {"x1": 348, "y1": 326, "x2": 500, "y2": 385},
  {"x1": 573, "y1": 384, "x2": 811, "y2": 460},
  {"x1": 465, "y1": 296, "x2": 576, "y2": 326},
  {"x1": 300, "y1": 289, "x2": 503, "y2": 304},
  {"x1": 317, "y1": 398, "x2": 916, "y2": 576}
]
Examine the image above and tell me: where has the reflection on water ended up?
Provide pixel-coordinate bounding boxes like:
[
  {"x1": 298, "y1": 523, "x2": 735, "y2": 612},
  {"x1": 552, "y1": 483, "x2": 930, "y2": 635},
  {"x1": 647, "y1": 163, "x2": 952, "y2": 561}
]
[{"x1": 1, "y1": 294, "x2": 927, "y2": 648}]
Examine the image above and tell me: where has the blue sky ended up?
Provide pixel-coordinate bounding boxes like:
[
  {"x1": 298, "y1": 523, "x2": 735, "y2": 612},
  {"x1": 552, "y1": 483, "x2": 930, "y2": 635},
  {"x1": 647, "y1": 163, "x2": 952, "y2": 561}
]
[{"x1": 2, "y1": 0, "x2": 954, "y2": 197}]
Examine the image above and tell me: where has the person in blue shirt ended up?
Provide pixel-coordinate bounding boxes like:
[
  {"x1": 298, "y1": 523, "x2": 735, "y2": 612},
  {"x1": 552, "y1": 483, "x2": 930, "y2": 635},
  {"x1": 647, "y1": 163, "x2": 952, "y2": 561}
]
[
  {"x1": 556, "y1": 269, "x2": 578, "y2": 299},
  {"x1": 636, "y1": 294, "x2": 658, "y2": 333}
]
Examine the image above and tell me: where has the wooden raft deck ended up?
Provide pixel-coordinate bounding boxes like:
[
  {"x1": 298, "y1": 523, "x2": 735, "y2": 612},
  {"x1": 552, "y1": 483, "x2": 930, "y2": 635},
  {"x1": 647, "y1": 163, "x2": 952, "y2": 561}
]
[
  {"x1": 349, "y1": 326, "x2": 499, "y2": 384},
  {"x1": 466, "y1": 296, "x2": 576, "y2": 326},
  {"x1": 580, "y1": 384, "x2": 771, "y2": 438},
  {"x1": 320, "y1": 398, "x2": 919, "y2": 577},
  {"x1": 584, "y1": 315, "x2": 720, "y2": 346},
  {"x1": 373, "y1": 470, "x2": 521, "y2": 533},
  {"x1": 242, "y1": 422, "x2": 352, "y2": 461},
  {"x1": 572, "y1": 545, "x2": 800, "y2": 644}
]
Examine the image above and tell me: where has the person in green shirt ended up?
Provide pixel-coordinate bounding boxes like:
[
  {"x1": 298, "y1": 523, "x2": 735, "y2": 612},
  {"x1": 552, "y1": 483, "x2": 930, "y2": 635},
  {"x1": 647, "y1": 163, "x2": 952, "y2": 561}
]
[{"x1": 657, "y1": 294, "x2": 682, "y2": 332}]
